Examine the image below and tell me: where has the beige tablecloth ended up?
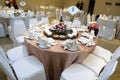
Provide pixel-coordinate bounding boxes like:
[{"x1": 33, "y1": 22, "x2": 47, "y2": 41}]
[{"x1": 25, "y1": 32, "x2": 96, "y2": 80}]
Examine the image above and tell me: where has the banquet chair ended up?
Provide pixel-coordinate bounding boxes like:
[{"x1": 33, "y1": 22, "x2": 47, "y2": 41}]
[
  {"x1": 97, "y1": 46, "x2": 120, "y2": 80},
  {"x1": 27, "y1": 10, "x2": 35, "y2": 17},
  {"x1": 60, "y1": 46, "x2": 120, "y2": 80},
  {"x1": 115, "y1": 22, "x2": 120, "y2": 39},
  {"x1": 92, "y1": 14, "x2": 96, "y2": 22},
  {"x1": 81, "y1": 12, "x2": 87, "y2": 25},
  {"x1": 60, "y1": 54, "x2": 106, "y2": 80},
  {"x1": 87, "y1": 13, "x2": 91, "y2": 26},
  {"x1": 6, "y1": 45, "x2": 28, "y2": 64},
  {"x1": 73, "y1": 19, "x2": 81, "y2": 28},
  {"x1": 92, "y1": 46, "x2": 112, "y2": 63},
  {"x1": 60, "y1": 61, "x2": 118, "y2": 80},
  {"x1": 60, "y1": 64, "x2": 96, "y2": 80},
  {"x1": 0, "y1": 47, "x2": 47, "y2": 80},
  {"x1": 29, "y1": 18, "x2": 38, "y2": 28},
  {"x1": 102, "y1": 20, "x2": 116, "y2": 40},
  {"x1": 96, "y1": 18, "x2": 104, "y2": 37},
  {"x1": 0, "y1": 24, "x2": 6, "y2": 37},
  {"x1": 82, "y1": 54, "x2": 106, "y2": 76},
  {"x1": 64, "y1": 21, "x2": 72, "y2": 30},
  {"x1": 41, "y1": 17, "x2": 49, "y2": 24},
  {"x1": 12, "y1": 20, "x2": 26, "y2": 47}
]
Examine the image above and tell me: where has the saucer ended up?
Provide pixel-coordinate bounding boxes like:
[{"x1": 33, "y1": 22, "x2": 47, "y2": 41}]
[{"x1": 68, "y1": 47, "x2": 79, "y2": 51}]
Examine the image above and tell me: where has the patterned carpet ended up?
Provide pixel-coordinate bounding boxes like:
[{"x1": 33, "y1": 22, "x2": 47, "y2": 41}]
[{"x1": 0, "y1": 36, "x2": 120, "y2": 80}]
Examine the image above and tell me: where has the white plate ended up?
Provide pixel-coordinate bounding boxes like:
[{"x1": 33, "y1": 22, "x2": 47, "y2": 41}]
[
  {"x1": 25, "y1": 36, "x2": 34, "y2": 40},
  {"x1": 47, "y1": 38, "x2": 55, "y2": 43},
  {"x1": 68, "y1": 48, "x2": 78, "y2": 51},
  {"x1": 39, "y1": 44, "x2": 50, "y2": 49}
]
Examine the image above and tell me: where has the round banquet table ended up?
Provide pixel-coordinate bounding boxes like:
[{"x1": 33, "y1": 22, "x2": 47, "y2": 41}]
[{"x1": 25, "y1": 31, "x2": 97, "y2": 80}]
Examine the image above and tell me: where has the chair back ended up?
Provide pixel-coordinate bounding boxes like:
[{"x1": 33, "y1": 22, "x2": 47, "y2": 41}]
[
  {"x1": 41, "y1": 17, "x2": 49, "y2": 24},
  {"x1": 96, "y1": 18, "x2": 104, "y2": 29},
  {"x1": 0, "y1": 47, "x2": 16, "y2": 80},
  {"x1": 96, "y1": 18, "x2": 104, "y2": 37},
  {"x1": 106, "y1": 20, "x2": 115, "y2": 29},
  {"x1": 29, "y1": 18, "x2": 38, "y2": 28},
  {"x1": 73, "y1": 19, "x2": 81, "y2": 28},
  {"x1": 12, "y1": 20, "x2": 26, "y2": 38},
  {"x1": 92, "y1": 14, "x2": 96, "y2": 22},
  {"x1": 111, "y1": 46, "x2": 120, "y2": 62},
  {"x1": 87, "y1": 13, "x2": 91, "y2": 25},
  {"x1": 98, "y1": 47, "x2": 120, "y2": 80},
  {"x1": 102, "y1": 20, "x2": 116, "y2": 40},
  {"x1": 0, "y1": 24, "x2": 5, "y2": 37},
  {"x1": 98, "y1": 61, "x2": 118, "y2": 80}
]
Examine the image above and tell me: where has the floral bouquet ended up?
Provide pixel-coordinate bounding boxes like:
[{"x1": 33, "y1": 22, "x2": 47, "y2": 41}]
[
  {"x1": 88, "y1": 23, "x2": 99, "y2": 36},
  {"x1": 53, "y1": 23, "x2": 67, "y2": 35}
]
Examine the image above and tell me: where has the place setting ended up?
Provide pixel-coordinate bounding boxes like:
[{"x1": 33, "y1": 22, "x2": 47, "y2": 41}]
[
  {"x1": 37, "y1": 37, "x2": 57, "y2": 49},
  {"x1": 61, "y1": 39, "x2": 80, "y2": 51}
]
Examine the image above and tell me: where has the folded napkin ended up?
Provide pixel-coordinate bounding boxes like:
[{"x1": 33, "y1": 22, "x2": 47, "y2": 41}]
[
  {"x1": 86, "y1": 36, "x2": 95, "y2": 46},
  {"x1": 38, "y1": 37, "x2": 51, "y2": 48},
  {"x1": 78, "y1": 37, "x2": 89, "y2": 45},
  {"x1": 62, "y1": 39, "x2": 80, "y2": 51},
  {"x1": 81, "y1": 32, "x2": 90, "y2": 38}
]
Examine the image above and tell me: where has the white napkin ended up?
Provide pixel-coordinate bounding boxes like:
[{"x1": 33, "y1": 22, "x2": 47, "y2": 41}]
[
  {"x1": 38, "y1": 37, "x2": 51, "y2": 48},
  {"x1": 86, "y1": 36, "x2": 95, "y2": 46},
  {"x1": 78, "y1": 37, "x2": 89, "y2": 45},
  {"x1": 62, "y1": 39, "x2": 80, "y2": 51}
]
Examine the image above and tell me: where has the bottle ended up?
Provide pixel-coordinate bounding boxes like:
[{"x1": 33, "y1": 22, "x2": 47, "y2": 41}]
[{"x1": 60, "y1": 16, "x2": 63, "y2": 22}]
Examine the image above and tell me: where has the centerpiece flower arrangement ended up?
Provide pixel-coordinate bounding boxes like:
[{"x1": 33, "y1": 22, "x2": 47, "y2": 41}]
[
  {"x1": 53, "y1": 22, "x2": 67, "y2": 35},
  {"x1": 88, "y1": 23, "x2": 99, "y2": 36}
]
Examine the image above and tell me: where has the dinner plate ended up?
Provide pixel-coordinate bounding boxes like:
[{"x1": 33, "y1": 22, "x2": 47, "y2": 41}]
[
  {"x1": 39, "y1": 44, "x2": 50, "y2": 48},
  {"x1": 47, "y1": 38, "x2": 55, "y2": 43}
]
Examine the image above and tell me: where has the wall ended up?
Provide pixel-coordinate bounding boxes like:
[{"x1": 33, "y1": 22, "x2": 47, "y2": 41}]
[
  {"x1": 0, "y1": 0, "x2": 64, "y2": 11},
  {"x1": 63, "y1": 0, "x2": 90, "y2": 13},
  {"x1": 94, "y1": 0, "x2": 120, "y2": 16},
  {"x1": 0, "y1": 0, "x2": 120, "y2": 16}
]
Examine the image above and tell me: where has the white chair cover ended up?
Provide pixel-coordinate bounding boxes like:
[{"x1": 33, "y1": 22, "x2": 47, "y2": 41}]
[
  {"x1": 0, "y1": 46, "x2": 47, "y2": 80},
  {"x1": 87, "y1": 13, "x2": 91, "y2": 26},
  {"x1": 92, "y1": 14, "x2": 96, "y2": 22},
  {"x1": 29, "y1": 18, "x2": 38, "y2": 28},
  {"x1": 6, "y1": 45, "x2": 28, "y2": 64},
  {"x1": 102, "y1": 20, "x2": 115, "y2": 40},
  {"x1": 27, "y1": 10, "x2": 34, "y2": 17},
  {"x1": 98, "y1": 61, "x2": 118, "y2": 80},
  {"x1": 73, "y1": 19, "x2": 81, "y2": 28},
  {"x1": 93, "y1": 46, "x2": 112, "y2": 62},
  {"x1": 115, "y1": 22, "x2": 120, "y2": 39},
  {"x1": 12, "y1": 20, "x2": 26, "y2": 47},
  {"x1": 0, "y1": 47, "x2": 17, "y2": 80},
  {"x1": 12, "y1": 56, "x2": 47, "y2": 80},
  {"x1": 81, "y1": 12, "x2": 87, "y2": 25},
  {"x1": 110, "y1": 46, "x2": 120, "y2": 62},
  {"x1": 8, "y1": 26, "x2": 14, "y2": 41},
  {"x1": 56, "y1": 9, "x2": 61, "y2": 20},
  {"x1": 64, "y1": 21, "x2": 72, "y2": 30},
  {"x1": 96, "y1": 18, "x2": 104, "y2": 37},
  {"x1": 82, "y1": 54, "x2": 106, "y2": 76},
  {"x1": 97, "y1": 46, "x2": 120, "y2": 80},
  {"x1": 0, "y1": 24, "x2": 6, "y2": 37},
  {"x1": 60, "y1": 64, "x2": 96, "y2": 80},
  {"x1": 41, "y1": 17, "x2": 49, "y2": 24}
]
